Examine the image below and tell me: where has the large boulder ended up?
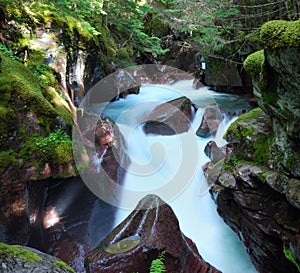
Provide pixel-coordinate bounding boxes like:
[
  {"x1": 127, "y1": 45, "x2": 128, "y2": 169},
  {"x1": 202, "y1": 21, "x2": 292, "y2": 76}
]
[
  {"x1": 143, "y1": 97, "x2": 194, "y2": 135},
  {"x1": 85, "y1": 194, "x2": 221, "y2": 273}
]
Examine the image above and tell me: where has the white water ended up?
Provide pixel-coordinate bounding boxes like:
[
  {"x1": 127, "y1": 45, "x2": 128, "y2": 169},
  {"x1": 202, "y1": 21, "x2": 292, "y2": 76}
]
[{"x1": 101, "y1": 80, "x2": 257, "y2": 273}]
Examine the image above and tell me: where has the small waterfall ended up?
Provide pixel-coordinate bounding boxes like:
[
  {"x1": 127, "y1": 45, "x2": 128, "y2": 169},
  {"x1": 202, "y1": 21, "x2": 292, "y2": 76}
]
[{"x1": 105, "y1": 82, "x2": 257, "y2": 273}]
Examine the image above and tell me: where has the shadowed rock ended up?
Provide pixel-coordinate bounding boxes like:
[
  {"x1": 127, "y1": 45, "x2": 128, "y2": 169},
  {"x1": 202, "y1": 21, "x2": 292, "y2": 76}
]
[{"x1": 85, "y1": 194, "x2": 221, "y2": 273}]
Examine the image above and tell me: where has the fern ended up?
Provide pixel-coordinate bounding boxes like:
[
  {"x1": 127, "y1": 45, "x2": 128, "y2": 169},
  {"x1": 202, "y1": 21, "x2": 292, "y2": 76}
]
[{"x1": 149, "y1": 251, "x2": 167, "y2": 273}]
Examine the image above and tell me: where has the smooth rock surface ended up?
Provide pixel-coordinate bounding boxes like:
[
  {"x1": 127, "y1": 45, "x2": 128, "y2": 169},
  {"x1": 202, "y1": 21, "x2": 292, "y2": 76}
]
[{"x1": 85, "y1": 194, "x2": 221, "y2": 273}]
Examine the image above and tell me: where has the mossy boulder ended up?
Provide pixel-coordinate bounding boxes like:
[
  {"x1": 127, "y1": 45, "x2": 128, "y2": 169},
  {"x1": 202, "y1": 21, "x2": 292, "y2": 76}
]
[
  {"x1": 244, "y1": 49, "x2": 265, "y2": 78},
  {"x1": 0, "y1": 53, "x2": 75, "y2": 179},
  {"x1": 260, "y1": 19, "x2": 300, "y2": 49},
  {"x1": 225, "y1": 107, "x2": 273, "y2": 166},
  {"x1": 0, "y1": 242, "x2": 75, "y2": 272}
]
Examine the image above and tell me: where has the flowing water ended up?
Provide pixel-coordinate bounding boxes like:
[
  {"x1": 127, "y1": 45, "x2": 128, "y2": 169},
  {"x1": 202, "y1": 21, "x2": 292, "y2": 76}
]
[{"x1": 99, "y1": 80, "x2": 257, "y2": 273}]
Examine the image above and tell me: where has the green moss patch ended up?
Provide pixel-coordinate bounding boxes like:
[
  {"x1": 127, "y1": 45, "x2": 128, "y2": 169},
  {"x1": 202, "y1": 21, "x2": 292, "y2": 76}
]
[
  {"x1": 244, "y1": 50, "x2": 265, "y2": 78},
  {"x1": 0, "y1": 242, "x2": 42, "y2": 264},
  {"x1": 260, "y1": 19, "x2": 300, "y2": 49},
  {"x1": 225, "y1": 108, "x2": 273, "y2": 165},
  {"x1": 53, "y1": 260, "x2": 75, "y2": 273},
  {"x1": 0, "y1": 53, "x2": 56, "y2": 117}
]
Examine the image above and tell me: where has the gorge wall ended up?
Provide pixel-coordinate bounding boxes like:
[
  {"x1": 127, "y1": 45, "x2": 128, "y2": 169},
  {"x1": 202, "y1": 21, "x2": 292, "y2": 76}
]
[{"x1": 207, "y1": 19, "x2": 300, "y2": 273}]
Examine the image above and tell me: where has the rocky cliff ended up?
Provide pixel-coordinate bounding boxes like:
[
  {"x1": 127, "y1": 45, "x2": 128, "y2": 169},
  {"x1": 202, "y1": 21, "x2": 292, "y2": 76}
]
[{"x1": 207, "y1": 19, "x2": 300, "y2": 273}]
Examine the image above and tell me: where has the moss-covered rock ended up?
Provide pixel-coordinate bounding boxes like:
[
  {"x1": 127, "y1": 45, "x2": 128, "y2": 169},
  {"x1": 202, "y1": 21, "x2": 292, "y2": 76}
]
[
  {"x1": 260, "y1": 19, "x2": 300, "y2": 49},
  {"x1": 211, "y1": 18, "x2": 300, "y2": 273},
  {"x1": 0, "y1": 53, "x2": 75, "y2": 177},
  {"x1": 0, "y1": 242, "x2": 75, "y2": 272},
  {"x1": 0, "y1": 53, "x2": 76, "y2": 245},
  {"x1": 244, "y1": 49, "x2": 265, "y2": 78},
  {"x1": 225, "y1": 107, "x2": 273, "y2": 166}
]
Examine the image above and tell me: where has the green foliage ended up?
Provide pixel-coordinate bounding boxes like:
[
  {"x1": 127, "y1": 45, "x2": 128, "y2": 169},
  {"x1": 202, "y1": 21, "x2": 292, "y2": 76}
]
[
  {"x1": 260, "y1": 19, "x2": 300, "y2": 49},
  {"x1": 283, "y1": 247, "x2": 300, "y2": 271},
  {"x1": 0, "y1": 44, "x2": 21, "y2": 61},
  {"x1": 29, "y1": 64, "x2": 56, "y2": 86},
  {"x1": 35, "y1": 129, "x2": 73, "y2": 166},
  {"x1": 0, "y1": 242, "x2": 42, "y2": 264},
  {"x1": 104, "y1": 0, "x2": 168, "y2": 59},
  {"x1": 149, "y1": 251, "x2": 167, "y2": 273},
  {"x1": 244, "y1": 50, "x2": 265, "y2": 78}
]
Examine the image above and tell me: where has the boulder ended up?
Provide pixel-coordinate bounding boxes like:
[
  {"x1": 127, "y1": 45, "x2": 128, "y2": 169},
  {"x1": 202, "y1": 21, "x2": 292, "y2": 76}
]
[
  {"x1": 143, "y1": 97, "x2": 193, "y2": 135},
  {"x1": 196, "y1": 105, "x2": 223, "y2": 138},
  {"x1": 0, "y1": 242, "x2": 74, "y2": 273},
  {"x1": 215, "y1": 163, "x2": 300, "y2": 273},
  {"x1": 204, "y1": 140, "x2": 233, "y2": 163},
  {"x1": 85, "y1": 194, "x2": 221, "y2": 273}
]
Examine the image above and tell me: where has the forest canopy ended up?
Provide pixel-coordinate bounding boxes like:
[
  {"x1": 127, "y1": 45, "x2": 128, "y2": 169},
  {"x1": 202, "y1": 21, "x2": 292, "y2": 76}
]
[{"x1": 0, "y1": 0, "x2": 299, "y2": 66}]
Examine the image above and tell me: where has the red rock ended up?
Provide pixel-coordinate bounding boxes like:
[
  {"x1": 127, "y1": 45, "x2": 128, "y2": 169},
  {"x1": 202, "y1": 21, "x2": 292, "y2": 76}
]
[
  {"x1": 143, "y1": 97, "x2": 193, "y2": 135},
  {"x1": 85, "y1": 194, "x2": 221, "y2": 273},
  {"x1": 196, "y1": 105, "x2": 223, "y2": 138}
]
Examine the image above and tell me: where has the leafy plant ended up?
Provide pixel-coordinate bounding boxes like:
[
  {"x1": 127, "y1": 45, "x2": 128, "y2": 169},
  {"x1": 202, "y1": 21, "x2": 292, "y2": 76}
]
[
  {"x1": 35, "y1": 129, "x2": 73, "y2": 166},
  {"x1": 149, "y1": 251, "x2": 167, "y2": 273},
  {"x1": 29, "y1": 63, "x2": 55, "y2": 86}
]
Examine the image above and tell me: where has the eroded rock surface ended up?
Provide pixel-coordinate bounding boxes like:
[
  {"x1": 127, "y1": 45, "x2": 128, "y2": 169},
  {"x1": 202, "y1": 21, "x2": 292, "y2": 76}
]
[{"x1": 85, "y1": 194, "x2": 221, "y2": 273}]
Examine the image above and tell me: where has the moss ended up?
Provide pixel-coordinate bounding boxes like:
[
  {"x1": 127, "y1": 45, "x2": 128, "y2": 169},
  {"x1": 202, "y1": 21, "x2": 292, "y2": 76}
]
[
  {"x1": 260, "y1": 19, "x2": 300, "y2": 49},
  {"x1": 226, "y1": 108, "x2": 263, "y2": 138},
  {"x1": 244, "y1": 50, "x2": 265, "y2": 78},
  {"x1": 0, "y1": 242, "x2": 42, "y2": 264},
  {"x1": 53, "y1": 260, "x2": 75, "y2": 273},
  {"x1": 117, "y1": 48, "x2": 130, "y2": 59},
  {"x1": 35, "y1": 129, "x2": 73, "y2": 166},
  {"x1": 257, "y1": 172, "x2": 267, "y2": 182},
  {"x1": 0, "y1": 52, "x2": 56, "y2": 117},
  {"x1": 283, "y1": 247, "x2": 300, "y2": 271},
  {"x1": 225, "y1": 108, "x2": 273, "y2": 165},
  {"x1": 0, "y1": 149, "x2": 20, "y2": 172}
]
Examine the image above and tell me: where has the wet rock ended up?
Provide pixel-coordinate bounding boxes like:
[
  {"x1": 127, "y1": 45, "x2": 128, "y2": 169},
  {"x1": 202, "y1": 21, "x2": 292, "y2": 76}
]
[
  {"x1": 85, "y1": 194, "x2": 221, "y2": 273},
  {"x1": 143, "y1": 97, "x2": 193, "y2": 135},
  {"x1": 215, "y1": 164, "x2": 300, "y2": 273},
  {"x1": 0, "y1": 242, "x2": 74, "y2": 273},
  {"x1": 27, "y1": 177, "x2": 118, "y2": 273},
  {"x1": 286, "y1": 179, "x2": 300, "y2": 210},
  {"x1": 196, "y1": 105, "x2": 223, "y2": 138},
  {"x1": 204, "y1": 140, "x2": 233, "y2": 163}
]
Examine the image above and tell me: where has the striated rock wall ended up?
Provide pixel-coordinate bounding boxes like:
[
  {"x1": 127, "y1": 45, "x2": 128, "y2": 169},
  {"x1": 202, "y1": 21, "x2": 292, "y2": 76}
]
[{"x1": 207, "y1": 19, "x2": 300, "y2": 273}]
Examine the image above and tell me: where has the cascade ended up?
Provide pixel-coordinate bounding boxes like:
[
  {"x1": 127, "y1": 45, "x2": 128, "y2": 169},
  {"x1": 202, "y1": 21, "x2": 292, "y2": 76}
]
[{"x1": 102, "y1": 81, "x2": 257, "y2": 273}]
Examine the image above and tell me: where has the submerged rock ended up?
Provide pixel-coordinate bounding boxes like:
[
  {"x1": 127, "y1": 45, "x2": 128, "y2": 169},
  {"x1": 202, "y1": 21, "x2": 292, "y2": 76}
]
[{"x1": 85, "y1": 194, "x2": 221, "y2": 273}]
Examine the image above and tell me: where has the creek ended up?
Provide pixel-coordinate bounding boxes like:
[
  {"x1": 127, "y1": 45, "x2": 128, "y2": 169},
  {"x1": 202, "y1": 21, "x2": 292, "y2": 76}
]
[{"x1": 101, "y1": 80, "x2": 257, "y2": 273}]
